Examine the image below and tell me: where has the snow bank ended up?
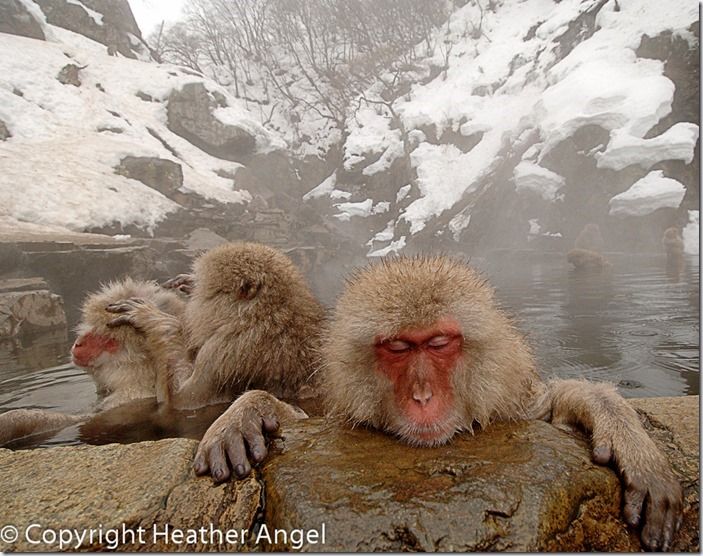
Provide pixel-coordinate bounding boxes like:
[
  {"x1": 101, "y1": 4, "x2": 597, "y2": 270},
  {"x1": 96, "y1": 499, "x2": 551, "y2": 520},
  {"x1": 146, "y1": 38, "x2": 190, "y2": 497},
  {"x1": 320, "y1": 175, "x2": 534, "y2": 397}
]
[
  {"x1": 608, "y1": 171, "x2": 686, "y2": 217},
  {"x1": 0, "y1": 25, "x2": 279, "y2": 233}
]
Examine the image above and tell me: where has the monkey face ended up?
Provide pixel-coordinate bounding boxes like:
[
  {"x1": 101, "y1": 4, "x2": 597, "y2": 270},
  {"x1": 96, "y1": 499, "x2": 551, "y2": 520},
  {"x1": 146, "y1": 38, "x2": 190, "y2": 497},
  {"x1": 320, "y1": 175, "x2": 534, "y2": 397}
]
[
  {"x1": 374, "y1": 318, "x2": 465, "y2": 446},
  {"x1": 71, "y1": 331, "x2": 120, "y2": 370}
]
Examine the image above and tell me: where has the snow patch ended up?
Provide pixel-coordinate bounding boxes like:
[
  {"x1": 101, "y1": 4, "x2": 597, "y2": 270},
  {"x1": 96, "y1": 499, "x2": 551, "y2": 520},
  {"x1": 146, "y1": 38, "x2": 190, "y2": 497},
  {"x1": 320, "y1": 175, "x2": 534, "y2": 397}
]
[
  {"x1": 368, "y1": 236, "x2": 407, "y2": 257},
  {"x1": 596, "y1": 123, "x2": 699, "y2": 171},
  {"x1": 608, "y1": 171, "x2": 686, "y2": 217},
  {"x1": 513, "y1": 161, "x2": 565, "y2": 201}
]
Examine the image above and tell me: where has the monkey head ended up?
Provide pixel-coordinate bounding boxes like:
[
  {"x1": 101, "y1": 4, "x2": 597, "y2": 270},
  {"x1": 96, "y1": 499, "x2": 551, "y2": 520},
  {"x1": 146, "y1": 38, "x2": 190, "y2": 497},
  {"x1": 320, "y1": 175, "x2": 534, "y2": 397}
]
[
  {"x1": 323, "y1": 256, "x2": 534, "y2": 447},
  {"x1": 72, "y1": 278, "x2": 182, "y2": 376}
]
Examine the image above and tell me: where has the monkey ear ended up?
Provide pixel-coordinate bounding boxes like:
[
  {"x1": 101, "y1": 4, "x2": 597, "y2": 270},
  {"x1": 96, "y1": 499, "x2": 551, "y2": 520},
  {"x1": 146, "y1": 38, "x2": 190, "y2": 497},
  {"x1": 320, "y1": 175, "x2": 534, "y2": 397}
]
[{"x1": 238, "y1": 280, "x2": 261, "y2": 300}]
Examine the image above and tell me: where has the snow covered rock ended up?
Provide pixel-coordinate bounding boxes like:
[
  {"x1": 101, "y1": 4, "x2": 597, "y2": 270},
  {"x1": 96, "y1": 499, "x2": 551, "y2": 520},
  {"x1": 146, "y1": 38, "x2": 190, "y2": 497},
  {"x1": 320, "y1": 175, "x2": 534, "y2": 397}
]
[
  {"x1": 34, "y1": 0, "x2": 150, "y2": 59},
  {"x1": 0, "y1": 0, "x2": 46, "y2": 41},
  {"x1": 166, "y1": 83, "x2": 258, "y2": 163},
  {"x1": 608, "y1": 171, "x2": 686, "y2": 217}
]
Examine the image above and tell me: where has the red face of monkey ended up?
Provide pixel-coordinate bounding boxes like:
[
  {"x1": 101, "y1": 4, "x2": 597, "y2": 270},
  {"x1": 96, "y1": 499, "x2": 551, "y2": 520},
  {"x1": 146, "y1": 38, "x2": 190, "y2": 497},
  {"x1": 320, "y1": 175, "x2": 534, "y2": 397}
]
[
  {"x1": 71, "y1": 332, "x2": 120, "y2": 370},
  {"x1": 374, "y1": 318, "x2": 464, "y2": 446}
]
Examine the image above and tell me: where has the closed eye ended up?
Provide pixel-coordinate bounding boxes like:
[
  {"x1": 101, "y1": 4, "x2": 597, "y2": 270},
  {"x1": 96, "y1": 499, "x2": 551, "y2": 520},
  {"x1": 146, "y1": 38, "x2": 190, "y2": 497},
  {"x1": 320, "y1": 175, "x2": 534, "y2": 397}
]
[
  {"x1": 427, "y1": 335, "x2": 451, "y2": 349},
  {"x1": 385, "y1": 340, "x2": 412, "y2": 353}
]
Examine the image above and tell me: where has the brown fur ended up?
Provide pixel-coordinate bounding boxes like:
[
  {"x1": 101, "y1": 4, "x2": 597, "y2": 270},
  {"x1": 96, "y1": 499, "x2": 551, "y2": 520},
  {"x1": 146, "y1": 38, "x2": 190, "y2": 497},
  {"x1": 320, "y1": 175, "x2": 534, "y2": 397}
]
[
  {"x1": 78, "y1": 277, "x2": 185, "y2": 409},
  {"x1": 0, "y1": 279, "x2": 185, "y2": 446},
  {"x1": 118, "y1": 242, "x2": 326, "y2": 410},
  {"x1": 567, "y1": 247, "x2": 610, "y2": 271},
  {"x1": 322, "y1": 256, "x2": 539, "y2": 442},
  {"x1": 195, "y1": 255, "x2": 682, "y2": 549}
]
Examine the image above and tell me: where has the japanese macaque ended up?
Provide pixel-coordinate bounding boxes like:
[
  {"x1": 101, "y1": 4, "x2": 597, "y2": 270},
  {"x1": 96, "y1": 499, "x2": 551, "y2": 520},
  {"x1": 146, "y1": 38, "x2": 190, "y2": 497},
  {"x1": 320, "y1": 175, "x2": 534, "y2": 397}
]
[
  {"x1": 567, "y1": 247, "x2": 610, "y2": 271},
  {"x1": 574, "y1": 222, "x2": 604, "y2": 252},
  {"x1": 106, "y1": 242, "x2": 325, "y2": 410},
  {"x1": 0, "y1": 278, "x2": 185, "y2": 446},
  {"x1": 194, "y1": 256, "x2": 683, "y2": 551}
]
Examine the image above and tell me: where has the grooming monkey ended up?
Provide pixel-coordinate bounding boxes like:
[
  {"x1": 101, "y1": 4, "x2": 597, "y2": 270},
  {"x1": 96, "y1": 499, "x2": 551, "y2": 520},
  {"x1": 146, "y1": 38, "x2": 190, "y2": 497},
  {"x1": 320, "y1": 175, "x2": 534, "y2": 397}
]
[
  {"x1": 194, "y1": 255, "x2": 683, "y2": 551},
  {"x1": 0, "y1": 278, "x2": 186, "y2": 445},
  {"x1": 106, "y1": 242, "x2": 325, "y2": 410}
]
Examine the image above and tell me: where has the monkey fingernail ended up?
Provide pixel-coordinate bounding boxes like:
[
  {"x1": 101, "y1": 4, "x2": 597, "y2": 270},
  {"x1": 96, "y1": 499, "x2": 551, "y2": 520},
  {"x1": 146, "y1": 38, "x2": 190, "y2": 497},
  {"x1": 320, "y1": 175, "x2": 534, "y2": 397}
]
[
  {"x1": 234, "y1": 464, "x2": 249, "y2": 478},
  {"x1": 591, "y1": 445, "x2": 611, "y2": 464}
]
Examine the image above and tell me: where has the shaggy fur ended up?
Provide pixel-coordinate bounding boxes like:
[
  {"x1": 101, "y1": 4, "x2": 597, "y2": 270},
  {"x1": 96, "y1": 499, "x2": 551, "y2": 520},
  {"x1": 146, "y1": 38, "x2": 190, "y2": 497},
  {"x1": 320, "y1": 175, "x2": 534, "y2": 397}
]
[{"x1": 123, "y1": 242, "x2": 325, "y2": 409}]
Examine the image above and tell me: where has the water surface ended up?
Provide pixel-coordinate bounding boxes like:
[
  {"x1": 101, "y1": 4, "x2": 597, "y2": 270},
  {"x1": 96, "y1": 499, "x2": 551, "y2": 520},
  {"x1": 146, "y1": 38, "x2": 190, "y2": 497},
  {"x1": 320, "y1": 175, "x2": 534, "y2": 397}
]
[{"x1": 0, "y1": 252, "x2": 698, "y2": 447}]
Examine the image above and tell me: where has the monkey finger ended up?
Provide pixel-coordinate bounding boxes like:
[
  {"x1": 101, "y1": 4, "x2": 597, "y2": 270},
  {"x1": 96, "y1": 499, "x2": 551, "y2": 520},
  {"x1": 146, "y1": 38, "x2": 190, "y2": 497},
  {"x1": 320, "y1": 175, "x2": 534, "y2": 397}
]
[
  {"x1": 224, "y1": 432, "x2": 252, "y2": 479},
  {"x1": 105, "y1": 302, "x2": 131, "y2": 313},
  {"x1": 660, "y1": 506, "x2": 677, "y2": 551},
  {"x1": 106, "y1": 315, "x2": 136, "y2": 328},
  {"x1": 206, "y1": 440, "x2": 231, "y2": 483},
  {"x1": 641, "y1": 497, "x2": 669, "y2": 551},
  {"x1": 262, "y1": 415, "x2": 280, "y2": 434},
  {"x1": 242, "y1": 426, "x2": 268, "y2": 464},
  {"x1": 623, "y1": 485, "x2": 646, "y2": 527},
  {"x1": 591, "y1": 443, "x2": 612, "y2": 465},
  {"x1": 192, "y1": 448, "x2": 210, "y2": 476}
]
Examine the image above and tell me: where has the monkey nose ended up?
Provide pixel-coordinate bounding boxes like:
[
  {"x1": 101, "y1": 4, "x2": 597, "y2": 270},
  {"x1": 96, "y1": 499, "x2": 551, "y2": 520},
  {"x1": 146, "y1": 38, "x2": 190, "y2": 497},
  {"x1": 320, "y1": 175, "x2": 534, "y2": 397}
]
[{"x1": 412, "y1": 385, "x2": 433, "y2": 406}]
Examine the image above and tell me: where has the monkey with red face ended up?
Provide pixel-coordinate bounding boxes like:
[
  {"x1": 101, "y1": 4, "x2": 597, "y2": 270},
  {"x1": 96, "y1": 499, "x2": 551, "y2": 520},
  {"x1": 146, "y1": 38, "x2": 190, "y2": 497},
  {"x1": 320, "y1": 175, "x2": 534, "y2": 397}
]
[
  {"x1": 194, "y1": 255, "x2": 683, "y2": 551},
  {"x1": 0, "y1": 278, "x2": 185, "y2": 445}
]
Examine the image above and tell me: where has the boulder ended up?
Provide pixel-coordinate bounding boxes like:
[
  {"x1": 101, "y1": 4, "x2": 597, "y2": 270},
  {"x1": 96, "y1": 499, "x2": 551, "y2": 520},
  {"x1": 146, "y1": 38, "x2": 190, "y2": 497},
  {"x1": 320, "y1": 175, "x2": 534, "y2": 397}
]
[
  {"x1": 34, "y1": 0, "x2": 150, "y2": 59},
  {"x1": 57, "y1": 63, "x2": 82, "y2": 87},
  {"x1": 0, "y1": 279, "x2": 66, "y2": 337},
  {"x1": 0, "y1": 396, "x2": 697, "y2": 552},
  {"x1": 0, "y1": 120, "x2": 11, "y2": 141},
  {"x1": 114, "y1": 156, "x2": 184, "y2": 201},
  {"x1": 166, "y1": 83, "x2": 256, "y2": 162},
  {"x1": 0, "y1": 439, "x2": 261, "y2": 552},
  {"x1": 0, "y1": 0, "x2": 45, "y2": 41}
]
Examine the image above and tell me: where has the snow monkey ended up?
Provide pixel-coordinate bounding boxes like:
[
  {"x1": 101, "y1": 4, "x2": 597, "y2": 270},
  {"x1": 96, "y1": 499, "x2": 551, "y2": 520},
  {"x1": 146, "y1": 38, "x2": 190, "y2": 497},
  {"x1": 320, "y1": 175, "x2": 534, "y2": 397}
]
[
  {"x1": 566, "y1": 247, "x2": 611, "y2": 271},
  {"x1": 106, "y1": 242, "x2": 326, "y2": 410},
  {"x1": 194, "y1": 255, "x2": 683, "y2": 551},
  {"x1": 0, "y1": 278, "x2": 186, "y2": 446}
]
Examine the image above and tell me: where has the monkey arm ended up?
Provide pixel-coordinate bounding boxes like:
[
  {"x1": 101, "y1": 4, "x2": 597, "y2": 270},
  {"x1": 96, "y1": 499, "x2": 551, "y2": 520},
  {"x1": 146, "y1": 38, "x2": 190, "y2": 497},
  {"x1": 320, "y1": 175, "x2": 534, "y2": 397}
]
[
  {"x1": 0, "y1": 409, "x2": 85, "y2": 446},
  {"x1": 193, "y1": 390, "x2": 307, "y2": 482},
  {"x1": 532, "y1": 378, "x2": 682, "y2": 551}
]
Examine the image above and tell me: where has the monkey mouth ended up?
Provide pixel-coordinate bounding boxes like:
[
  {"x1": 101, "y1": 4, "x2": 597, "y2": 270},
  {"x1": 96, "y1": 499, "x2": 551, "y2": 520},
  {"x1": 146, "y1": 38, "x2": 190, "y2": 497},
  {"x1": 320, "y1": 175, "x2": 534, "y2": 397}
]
[{"x1": 395, "y1": 420, "x2": 458, "y2": 447}]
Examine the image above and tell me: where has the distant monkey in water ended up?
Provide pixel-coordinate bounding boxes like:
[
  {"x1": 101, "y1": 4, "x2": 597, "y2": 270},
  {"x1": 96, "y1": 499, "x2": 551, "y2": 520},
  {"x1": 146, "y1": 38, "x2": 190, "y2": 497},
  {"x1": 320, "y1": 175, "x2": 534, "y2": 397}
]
[
  {"x1": 0, "y1": 278, "x2": 186, "y2": 445},
  {"x1": 569, "y1": 223, "x2": 609, "y2": 271},
  {"x1": 194, "y1": 255, "x2": 683, "y2": 551},
  {"x1": 106, "y1": 242, "x2": 325, "y2": 410}
]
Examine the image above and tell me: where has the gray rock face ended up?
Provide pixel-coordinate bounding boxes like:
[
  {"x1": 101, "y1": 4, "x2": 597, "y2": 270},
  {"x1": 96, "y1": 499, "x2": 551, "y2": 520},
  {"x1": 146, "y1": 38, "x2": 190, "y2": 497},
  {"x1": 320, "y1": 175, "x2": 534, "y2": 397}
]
[
  {"x1": 114, "y1": 156, "x2": 184, "y2": 201},
  {"x1": 0, "y1": 278, "x2": 66, "y2": 337},
  {"x1": 0, "y1": 120, "x2": 10, "y2": 141},
  {"x1": 56, "y1": 63, "x2": 82, "y2": 87},
  {"x1": 34, "y1": 0, "x2": 149, "y2": 59},
  {"x1": 0, "y1": 0, "x2": 45, "y2": 40},
  {"x1": 167, "y1": 83, "x2": 257, "y2": 162}
]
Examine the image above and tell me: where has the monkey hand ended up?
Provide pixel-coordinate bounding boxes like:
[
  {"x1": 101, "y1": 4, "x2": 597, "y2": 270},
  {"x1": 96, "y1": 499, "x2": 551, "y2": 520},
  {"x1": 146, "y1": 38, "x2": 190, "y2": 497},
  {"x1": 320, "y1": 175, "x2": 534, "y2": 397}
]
[
  {"x1": 105, "y1": 297, "x2": 154, "y2": 332},
  {"x1": 161, "y1": 274, "x2": 195, "y2": 295},
  {"x1": 193, "y1": 390, "x2": 307, "y2": 483},
  {"x1": 591, "y1": 426, "x2": 683, "y2": 551}
]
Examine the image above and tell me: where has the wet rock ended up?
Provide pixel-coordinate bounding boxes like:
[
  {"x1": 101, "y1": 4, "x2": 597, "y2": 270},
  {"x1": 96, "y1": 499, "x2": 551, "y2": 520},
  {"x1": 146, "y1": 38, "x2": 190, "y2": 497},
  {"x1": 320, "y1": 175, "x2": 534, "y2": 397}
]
[
  {"x1": 0, "y1": 279, "x2": 66, "y2": 337},
  {"x1": 166, "y1": 83, "x2": 256, "y2": 162},
  {"x1": 0, "y1": 439, "x2": 261, "y2": 552},
  {"x1": 57, "y1": 63, "x2": 82, "y2": 87},
  {"x1": 264, "y1": 419, "x2": 634, "y2": 551},
  {"x1": 265, "y1": 395, "x2": 699, "y2": 551},
  {"x1": 0, "y1": 0, "x2": 46, "y2": 40}
]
